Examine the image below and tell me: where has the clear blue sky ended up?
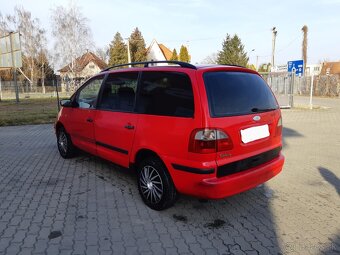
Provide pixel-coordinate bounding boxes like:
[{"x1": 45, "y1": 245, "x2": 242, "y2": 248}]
[{"x1": 1, "y1": 0, "x2": 340, "y2": 66}]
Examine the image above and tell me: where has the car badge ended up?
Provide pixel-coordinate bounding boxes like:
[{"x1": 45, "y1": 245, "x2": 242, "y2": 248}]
[{"x1": 253, "y1": 115, "x2": 261, "y2": 121}]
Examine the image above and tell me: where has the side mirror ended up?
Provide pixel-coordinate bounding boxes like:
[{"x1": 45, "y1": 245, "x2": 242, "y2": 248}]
[{"x1": 60, "y1": 99, "x2": 78, "y2": 108}]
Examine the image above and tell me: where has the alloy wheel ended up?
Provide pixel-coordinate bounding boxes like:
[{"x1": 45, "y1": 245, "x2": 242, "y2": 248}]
[
  {"x1": 58, "y1": 131, "x2": 68, "y2": 154},
  {"x1": 139, "y1": 165, "x2": 164, "y2": 204}
]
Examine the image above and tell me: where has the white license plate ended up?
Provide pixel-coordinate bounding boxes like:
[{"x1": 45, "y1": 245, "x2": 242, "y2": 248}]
[{"x1": 241, "y1": 124, "x2": 270, "y2": 144}]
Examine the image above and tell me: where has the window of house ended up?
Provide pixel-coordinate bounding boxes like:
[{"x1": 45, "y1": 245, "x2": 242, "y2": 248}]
[
  {"x1": 136, "y1": 71, "x2": 194, "y2": 117},
  {"x1": 89, "y1": 64, "x2": 95, "y2": 69},
  {"x1": 98, "y1": 72, "x2": 138, "y2": 112}
]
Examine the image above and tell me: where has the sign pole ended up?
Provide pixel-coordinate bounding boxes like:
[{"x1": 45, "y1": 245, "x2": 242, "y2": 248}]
[
  {"x1": 55, "y1": 79, "x2": 60, "y2": 112},
  {"x1": 9, "y1": 32, "x2": 19, "y2": 103},
  {"x1": 309, "y1": 75, "x2": 314, "y2": 109},
  {"x1": 289, "y1": 70, "x2": 295, "y2": 108}
]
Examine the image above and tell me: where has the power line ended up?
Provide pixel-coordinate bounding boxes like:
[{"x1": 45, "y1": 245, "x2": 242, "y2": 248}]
[
  {"x1": 256, "y1": 33, "x2": 300, "y2": 58},
  {"x1": 159, "y1": 36, "x2": 221, "y2": 43},
  {"x1": 276, "y1": 34, "x2": 300, "y2": 54}
]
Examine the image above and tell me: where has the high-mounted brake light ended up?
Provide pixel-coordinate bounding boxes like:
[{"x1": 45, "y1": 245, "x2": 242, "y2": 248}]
[{"x1": 189, "y1": 129, "x2": 233, "y2": 153}]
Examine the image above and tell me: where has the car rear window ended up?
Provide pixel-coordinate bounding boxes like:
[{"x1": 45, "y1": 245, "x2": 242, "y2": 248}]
[{"x1": 203, "y1": 71, "x2": 279, "y2": 117}]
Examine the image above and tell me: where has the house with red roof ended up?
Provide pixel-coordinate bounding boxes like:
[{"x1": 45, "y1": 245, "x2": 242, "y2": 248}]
[
  {"x1": 147, "y1": 39, "x2": 173, "y2": 65},
  {"x1": 58, "y1": 51, "x2": 107, "y2": 91},
  {"x1": 320, "y1": 62, "x2": 340, "y2": 75}
]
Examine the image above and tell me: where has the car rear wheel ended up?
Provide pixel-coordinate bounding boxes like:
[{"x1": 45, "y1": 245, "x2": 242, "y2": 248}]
[
  {"x1": 57, "y1": 127, "x2": 75, "y2": 159},
  {"x1": 137, "y1": 157, "x2": 177, "y2": 210}
]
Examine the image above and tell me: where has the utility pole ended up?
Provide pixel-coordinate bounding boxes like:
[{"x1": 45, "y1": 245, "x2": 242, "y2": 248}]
[
  {"x1": 271, "y1": 27, "x2": 277, "y2": 70},
  {"x1": 256, "y1": 56, "x2": 259, "y2": 71},
  {"x1": 9, "y1": 31, "x2": 19, "y2": 103}
]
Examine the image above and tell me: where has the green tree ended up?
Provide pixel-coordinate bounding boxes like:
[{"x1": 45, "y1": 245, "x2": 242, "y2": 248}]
[
  {"x1": 247, "y1": 64, "x2": 257, "y2": 71},
  {"x1": 217, "y1": 34, "x2": 248, "y2": 66},
  {"x1": 129, "y1": 27, "x2": 147, "y2": 62},
  {"x1": 170, "y1": 48, "x2": 178, "y2": 61},
  {"x1": 108, "y1": 32, "x2": 128, "y2": 66},
  {"x1": 258, "y1": 63, "x2": 271, "y2": 73},
  {"x1": 179, "y1": 45, "x2": 190, "y2": 62}
]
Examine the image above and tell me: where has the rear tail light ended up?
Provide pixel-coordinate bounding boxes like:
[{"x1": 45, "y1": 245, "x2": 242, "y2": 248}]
[
  {"x1": 276, "y1": 116, "x2": 282, "y2": 137},
  {"x1": 189, "y1": 129, "x2": 233, "y2": 153}
]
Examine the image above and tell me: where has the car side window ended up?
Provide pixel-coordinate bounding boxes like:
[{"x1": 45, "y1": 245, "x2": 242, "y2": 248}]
[
  {"x1": 98, "y1": 72, "x2": 138, "y2": 112},
  {"x1": 136, "y1": 71, "x2": 194, "y2": 117},
  {"x1": 77, "y1": 76, "x2": 104, "y2": 109}
]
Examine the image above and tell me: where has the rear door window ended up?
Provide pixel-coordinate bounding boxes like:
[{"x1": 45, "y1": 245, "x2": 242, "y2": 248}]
[
  {"x1": 136, "y1": 71, "x2": 194, "y2": 117},
  {"x1": 203, "y1": 71, "x2": 278, "y2": 117},
  {"x1": 97, "y1": 72, "x2": 138, "y2": 112}
]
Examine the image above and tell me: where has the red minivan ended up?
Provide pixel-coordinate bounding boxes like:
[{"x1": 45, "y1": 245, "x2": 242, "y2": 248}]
[{"x1": 55, "y1": 61, "x2": 284, "y2": 210}]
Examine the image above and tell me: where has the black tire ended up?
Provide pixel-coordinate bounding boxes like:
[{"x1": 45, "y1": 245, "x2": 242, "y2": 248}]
[
  {"x1": 137, "y1": 157, "x2": 177, "y2": 210},
  {"x1": 57, "y1": 127, "x2": 75, "y2": 159}
]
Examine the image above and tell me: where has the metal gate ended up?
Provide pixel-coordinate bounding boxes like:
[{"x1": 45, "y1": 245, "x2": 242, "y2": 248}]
[{"x1": 262, "y1": 72, "x2": 294, "y2": 108}]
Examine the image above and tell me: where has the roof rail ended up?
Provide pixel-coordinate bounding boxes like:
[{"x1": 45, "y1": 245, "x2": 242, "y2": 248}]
[
  {"x1": 225, "y1": 64, "x2": 245, "y2": 68},
  {"x1": 101, "y1": 60, "x2": 196, "y2": 72}
]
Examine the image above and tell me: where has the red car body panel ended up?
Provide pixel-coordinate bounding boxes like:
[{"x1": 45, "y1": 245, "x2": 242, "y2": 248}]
[
  {"x1": 95, "y1": 110, "x2": 138, "y2": 168},
  {"x1": 63, "y1": 107, "x2": 97, "y2": 155},
  {"x1": 56, "y1": 65, "x2": 284, "y2": 199}
]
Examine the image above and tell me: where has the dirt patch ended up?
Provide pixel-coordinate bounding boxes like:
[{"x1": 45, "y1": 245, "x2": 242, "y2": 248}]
[
  {"x1": 204, "y1": 219, "x2": 226, "y2": 229},
  {"x1": 173, "y1": 214, "x2": 188, "y2": 223}
]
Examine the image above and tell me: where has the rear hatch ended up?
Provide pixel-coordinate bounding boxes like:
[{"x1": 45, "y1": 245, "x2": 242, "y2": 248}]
[{"x1": 201, "y1": 70, "x2": 282, "y2": 176}]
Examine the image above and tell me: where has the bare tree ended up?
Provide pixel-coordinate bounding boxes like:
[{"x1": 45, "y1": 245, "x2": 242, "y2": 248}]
[
  {"x1": 96, "y1": 46, "x2": 109, "y2": 64},
  {"x1": 302, "y1": 25, "x2": 308, "y2": 74},
  {"x1": 0, "y1": 7, "x2": 47, "y2": 90},
  {"x1": 51, "y1": 1, "x2": 93, "y2": 86},
  {"x1": 202, "y1": 53, "x2": 218, "y2": 64},
  {"x1": 0, "y1": 13, "x2": 9, "y2": 35}
]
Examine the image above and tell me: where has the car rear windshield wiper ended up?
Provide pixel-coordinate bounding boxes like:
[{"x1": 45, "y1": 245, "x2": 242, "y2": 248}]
[{"x1": 251, "y1": 107, "x2": 277, "y2": 113}]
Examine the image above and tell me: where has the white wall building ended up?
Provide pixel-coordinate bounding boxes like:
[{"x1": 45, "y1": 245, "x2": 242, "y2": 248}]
[
  {"x1": 146, "y1": 39, "x2": 173, "y2": 65},
  {"x1": 305, "y1": 64, "x2": 322, "y2": 76}
]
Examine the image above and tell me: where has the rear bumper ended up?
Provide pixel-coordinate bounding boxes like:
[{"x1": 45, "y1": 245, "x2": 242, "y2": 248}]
[
  {"x1": 166, "y1": 153, "x2": 284, "y2": 199},
  {"x1": 197, "y1": 154, "x2": 284, "y2": 199}
]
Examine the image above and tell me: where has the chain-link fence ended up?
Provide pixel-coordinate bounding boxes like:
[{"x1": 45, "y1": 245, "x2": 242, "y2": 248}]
[
  {"x1": 262, "y1": 72, "x2": 340, "y2": 107},
  {"x1": 0, "y1": 79, "x2": 68, "y2": 100},
  {"x1": 262, "y1": 72, "x2": 293, "y2": 107},
  {"x1": 1, "y1": 74, "x2": 340, "y2": 104}
]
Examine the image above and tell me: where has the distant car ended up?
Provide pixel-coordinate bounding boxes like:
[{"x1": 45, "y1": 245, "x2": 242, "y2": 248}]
[{"x1": 55, "y1": 61, "x2": 284, "y2": 210}]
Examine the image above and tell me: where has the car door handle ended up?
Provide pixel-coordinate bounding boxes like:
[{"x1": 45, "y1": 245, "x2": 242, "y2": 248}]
[
  {"x1": 86, "y1": 118, "x2": 94, "y2": 123},
  {"x1": 124, "y1": 124, "x2": 134, "y2": 130}
]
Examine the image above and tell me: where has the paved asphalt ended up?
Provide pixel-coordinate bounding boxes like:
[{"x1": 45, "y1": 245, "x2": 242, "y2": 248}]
[{"x1": 0, "y1": 96, "x2": 339, "y2": 254}]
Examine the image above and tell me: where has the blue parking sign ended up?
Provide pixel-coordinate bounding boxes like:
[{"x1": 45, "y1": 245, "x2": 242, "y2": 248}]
[{"x1": 287, "y1": 60, "x2": 304, "y2": 76}]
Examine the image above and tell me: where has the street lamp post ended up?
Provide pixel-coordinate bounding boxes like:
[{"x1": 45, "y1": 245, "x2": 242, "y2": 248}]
[
  {"x1": 271, "y1": 27, "x2": 277, "y2": 69},
  {"x1": 248, "y1": 49, "x2": 255, "y2": 69},
  {"x1": 125, "y1": 38, "x2": 132, "y2": 67}
]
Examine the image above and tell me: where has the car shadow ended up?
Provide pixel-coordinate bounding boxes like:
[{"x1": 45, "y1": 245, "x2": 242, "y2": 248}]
[
  {"x1": 165, "y1": 184, "x2": 283, "y2": 254},
  {"x1": 282, "y1": 127, "x2": 303, "y2": 148},
  {"x1": 71, "y1": 151, "x2": 283, "y2": 254},
  {"x1": 320, "y1": 231, "x2": 340, "y2": 253},
  {"x1": 318, "y1": 167, "x2": 340, "y2": 196},
  {"x1": 320, "y1": 232, "x2": 340, "y2": 254}
]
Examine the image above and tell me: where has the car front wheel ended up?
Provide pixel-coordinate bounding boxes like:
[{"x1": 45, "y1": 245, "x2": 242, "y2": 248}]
[
  {"x1": 57, "y1": 127, "x2": 75, "y2": 159},
  {"x1": 137, "y1": 157, "x2": 177, "y2": 210}
]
